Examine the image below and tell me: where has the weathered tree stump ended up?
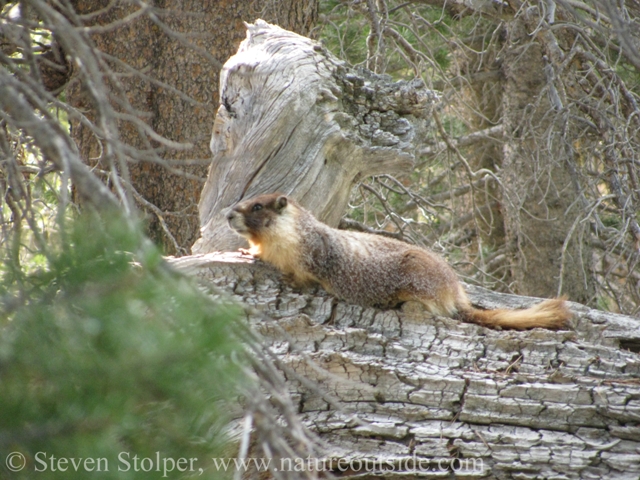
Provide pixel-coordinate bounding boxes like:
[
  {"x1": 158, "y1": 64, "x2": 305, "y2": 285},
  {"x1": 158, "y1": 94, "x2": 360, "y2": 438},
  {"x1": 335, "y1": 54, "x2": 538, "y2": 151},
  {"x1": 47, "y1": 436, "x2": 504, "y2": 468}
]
[
  {"x1": 172, "y1": 253, "x2": 640, "y2": 479},
  {"x1": 192, "y1": 20, "x2": 438, "y2": 253}
]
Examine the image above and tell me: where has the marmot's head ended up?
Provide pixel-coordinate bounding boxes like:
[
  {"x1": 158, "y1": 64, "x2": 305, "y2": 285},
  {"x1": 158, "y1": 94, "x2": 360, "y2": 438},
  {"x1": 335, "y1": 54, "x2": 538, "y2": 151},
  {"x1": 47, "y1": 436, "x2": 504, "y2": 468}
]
[{"x1": 227, "y1": 193, "x2": 290, "y2": 241}]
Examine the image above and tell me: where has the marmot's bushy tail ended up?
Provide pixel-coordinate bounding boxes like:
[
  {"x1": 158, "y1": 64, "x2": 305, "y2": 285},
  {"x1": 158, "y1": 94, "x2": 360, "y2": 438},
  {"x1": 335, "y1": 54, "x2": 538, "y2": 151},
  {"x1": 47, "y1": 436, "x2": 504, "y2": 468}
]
[{"x1": 459, "y1": 297, "x2": 571, "y2": 330}]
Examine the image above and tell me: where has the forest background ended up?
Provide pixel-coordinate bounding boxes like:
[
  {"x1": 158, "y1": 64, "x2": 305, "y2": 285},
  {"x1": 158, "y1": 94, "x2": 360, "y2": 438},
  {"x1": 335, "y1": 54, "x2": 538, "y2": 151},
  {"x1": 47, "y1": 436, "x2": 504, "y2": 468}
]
[{"x1": 1, "y1": 0, "x2": 639, "y2": 478}]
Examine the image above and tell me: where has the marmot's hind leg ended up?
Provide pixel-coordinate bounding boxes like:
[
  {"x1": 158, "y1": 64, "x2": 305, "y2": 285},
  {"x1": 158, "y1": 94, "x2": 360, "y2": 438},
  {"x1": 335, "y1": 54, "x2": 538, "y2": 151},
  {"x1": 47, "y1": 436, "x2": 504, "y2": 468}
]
[{"x1": 396, "y1": 249, "x2": 461, "y2": 317}]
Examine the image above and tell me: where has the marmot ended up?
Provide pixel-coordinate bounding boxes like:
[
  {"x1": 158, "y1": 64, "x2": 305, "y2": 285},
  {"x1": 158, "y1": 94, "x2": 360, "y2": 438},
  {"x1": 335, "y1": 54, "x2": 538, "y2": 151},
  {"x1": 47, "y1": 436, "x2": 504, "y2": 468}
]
[{"x1": 227, "y1": 193, "x2": 571, "y2": 330}]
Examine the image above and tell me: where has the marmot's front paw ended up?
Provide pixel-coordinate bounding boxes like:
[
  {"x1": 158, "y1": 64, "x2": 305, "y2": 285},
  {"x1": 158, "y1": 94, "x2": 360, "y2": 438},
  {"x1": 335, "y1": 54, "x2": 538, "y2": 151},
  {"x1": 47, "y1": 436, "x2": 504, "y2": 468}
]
[{"x1": 238, "y1": 248, "x2": 253, "y2": 256}]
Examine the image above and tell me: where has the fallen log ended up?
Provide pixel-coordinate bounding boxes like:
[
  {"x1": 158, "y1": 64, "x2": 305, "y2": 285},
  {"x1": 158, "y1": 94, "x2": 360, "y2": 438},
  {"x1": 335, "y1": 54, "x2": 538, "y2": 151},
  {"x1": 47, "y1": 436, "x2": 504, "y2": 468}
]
[{"x1": 171, "y1": 252, "x2": 640, "y2": 480}]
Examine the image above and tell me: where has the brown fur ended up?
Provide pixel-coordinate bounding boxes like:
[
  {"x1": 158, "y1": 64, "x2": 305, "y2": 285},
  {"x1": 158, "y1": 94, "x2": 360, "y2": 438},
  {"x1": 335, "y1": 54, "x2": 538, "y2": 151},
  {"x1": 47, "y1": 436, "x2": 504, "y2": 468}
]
[{"x1": 227, "y1": 193, "x2": 572, "y2": 330}]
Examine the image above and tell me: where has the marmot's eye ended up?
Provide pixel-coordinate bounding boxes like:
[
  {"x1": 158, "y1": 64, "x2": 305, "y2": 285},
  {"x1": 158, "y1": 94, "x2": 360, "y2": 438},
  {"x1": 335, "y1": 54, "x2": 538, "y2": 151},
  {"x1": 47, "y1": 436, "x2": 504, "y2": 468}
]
[{"x1": 252, "y1": 203, "x2": 263, "y2": 212}]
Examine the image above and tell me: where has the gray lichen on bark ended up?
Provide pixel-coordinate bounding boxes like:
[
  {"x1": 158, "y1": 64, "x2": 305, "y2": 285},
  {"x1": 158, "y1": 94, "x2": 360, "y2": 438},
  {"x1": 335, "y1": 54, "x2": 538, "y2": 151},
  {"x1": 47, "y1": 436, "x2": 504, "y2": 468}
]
[{"x1": 172, "y1": 253, "x2": 640, "y2": 479}]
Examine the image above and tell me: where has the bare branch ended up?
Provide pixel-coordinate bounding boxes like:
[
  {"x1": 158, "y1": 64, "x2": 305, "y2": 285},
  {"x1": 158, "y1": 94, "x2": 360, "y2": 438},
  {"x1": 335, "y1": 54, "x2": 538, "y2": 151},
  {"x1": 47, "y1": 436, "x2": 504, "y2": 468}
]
[{"x1": 0, "y1": 78, "x2": 119, "y2": 211}]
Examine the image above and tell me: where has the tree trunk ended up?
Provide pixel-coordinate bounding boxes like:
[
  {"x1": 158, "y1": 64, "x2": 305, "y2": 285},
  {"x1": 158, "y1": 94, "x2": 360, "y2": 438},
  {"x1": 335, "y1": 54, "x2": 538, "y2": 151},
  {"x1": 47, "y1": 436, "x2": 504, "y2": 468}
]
[
  {"x1": 191, "y1": 21, "x2": 438, "y2": 254},
  {"x1": 500, "y1": 12, "x2": 594, "y2": 304},
  {"x1": 172, "y1": 253, "x2": 640, "y2": 479},
  {"x1": 66, "y1": 1, "x2": 317, "y2": 255}
]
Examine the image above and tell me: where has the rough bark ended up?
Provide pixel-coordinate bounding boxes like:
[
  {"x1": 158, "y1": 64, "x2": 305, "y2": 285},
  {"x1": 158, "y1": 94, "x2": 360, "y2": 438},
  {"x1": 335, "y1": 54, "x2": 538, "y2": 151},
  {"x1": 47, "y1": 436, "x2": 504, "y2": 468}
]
[
  {"x1": 66, "y1": 1, "x2": 317, "y2": 255},
  {"x1": 172, "y1": 253, "x2": 640, "y2": 479},
  {"x1": 192, "y1": 21, "x2": 439, "y2": 254}
]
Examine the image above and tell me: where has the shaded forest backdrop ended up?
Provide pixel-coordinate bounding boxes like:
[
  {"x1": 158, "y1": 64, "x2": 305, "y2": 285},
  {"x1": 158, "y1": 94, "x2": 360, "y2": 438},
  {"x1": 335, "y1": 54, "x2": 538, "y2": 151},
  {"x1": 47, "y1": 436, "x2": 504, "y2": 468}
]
[
  {"x1": 2, "y1": 0, "x2": 639, "y2": 315},
  {"x1": 1, "y1": 0, "x2": 639, "y2": 478}
]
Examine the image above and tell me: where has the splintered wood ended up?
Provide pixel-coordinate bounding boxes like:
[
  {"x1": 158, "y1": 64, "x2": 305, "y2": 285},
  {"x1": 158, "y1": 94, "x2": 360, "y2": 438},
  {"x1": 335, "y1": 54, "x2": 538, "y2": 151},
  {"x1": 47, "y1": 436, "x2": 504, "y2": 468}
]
[{"x1": 193, "y1": 21, "x2": 438, "y2": 254}]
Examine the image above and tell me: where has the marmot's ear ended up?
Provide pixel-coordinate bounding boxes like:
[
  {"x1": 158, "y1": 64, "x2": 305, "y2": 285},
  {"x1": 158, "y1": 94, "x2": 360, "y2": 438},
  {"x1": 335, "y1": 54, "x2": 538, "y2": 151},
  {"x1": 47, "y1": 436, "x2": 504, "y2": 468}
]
[{"x1": 276, "y1": 195, "x2": 288, "y2": 211}]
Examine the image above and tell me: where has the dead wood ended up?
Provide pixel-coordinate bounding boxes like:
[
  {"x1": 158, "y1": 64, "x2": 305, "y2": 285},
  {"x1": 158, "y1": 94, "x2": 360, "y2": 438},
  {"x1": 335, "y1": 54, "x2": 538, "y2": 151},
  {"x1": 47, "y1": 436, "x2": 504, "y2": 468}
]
[
  {"x1": 192, "y1": 20, "x2": 438, "y2": 254},
  {"x1": 172, "y1": 253, "x2": 640, "y2": 479}
]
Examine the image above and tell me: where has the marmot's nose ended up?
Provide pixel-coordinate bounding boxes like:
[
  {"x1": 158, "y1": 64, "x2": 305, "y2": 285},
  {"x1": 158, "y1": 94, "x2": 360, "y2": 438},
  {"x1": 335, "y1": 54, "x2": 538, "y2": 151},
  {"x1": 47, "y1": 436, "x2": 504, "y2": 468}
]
[{"x1": 226, "y1": 211, "x2": 236, "y2": 222}]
